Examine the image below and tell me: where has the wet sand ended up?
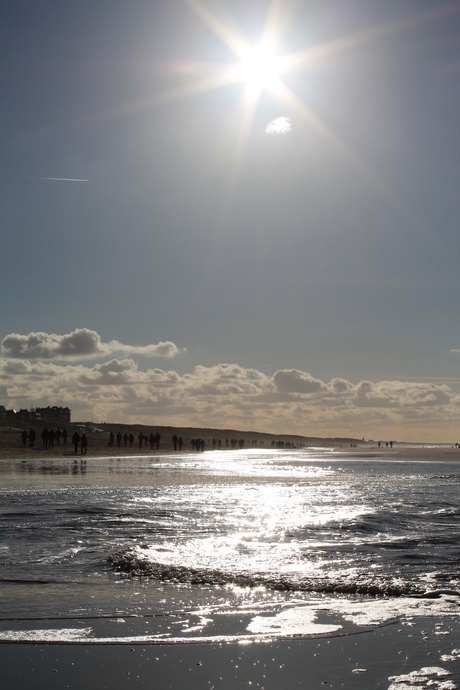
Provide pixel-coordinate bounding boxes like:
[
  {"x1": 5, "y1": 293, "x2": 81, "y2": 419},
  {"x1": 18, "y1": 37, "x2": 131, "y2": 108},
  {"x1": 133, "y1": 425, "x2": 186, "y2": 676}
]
[{"x1": 2, "y1": 617, "x2": 460, "y2": 690}]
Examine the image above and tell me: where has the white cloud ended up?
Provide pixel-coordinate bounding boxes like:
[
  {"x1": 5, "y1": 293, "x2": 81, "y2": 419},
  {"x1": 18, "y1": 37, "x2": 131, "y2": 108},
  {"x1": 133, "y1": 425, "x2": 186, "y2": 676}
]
[
  {"x1": 265, "y1": 116, "x2": 291, "y2": 135},
  {"x1": 330, "y1": 378, "x2": 352, "y2": 393},
  {"x1": 1, "y1": 329, "x2": 180, "y2": 360},
  {"x1": 0, "y1": 357, "x2": 458, "y2": 440},
  {"x1": 273, "y1": 370, "x2": 326, "y2": 394}
]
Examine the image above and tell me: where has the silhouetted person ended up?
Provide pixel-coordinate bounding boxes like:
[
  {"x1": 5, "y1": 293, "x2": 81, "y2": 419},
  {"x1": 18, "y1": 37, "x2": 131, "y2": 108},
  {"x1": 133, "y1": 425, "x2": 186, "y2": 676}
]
[
  {"x1": 149, "y1": 433, "x2": 155, "y2": 449},
  {"x1": 21, "y1": 429, "x2": 28, "y2": 447},
  {"x1": 218, "y1": 439, "x2": 221, "y2": 448},
  {"x1": 48, "y1": 428, "x2": 55, "y2": 449},
  {"x1": 28, "y1": 428, "x2": 36, "y2": 448},
  {"x1": 109, "y1": 431, "x2": 114, "y2": 448},
  {"x1": 41, "y1": 428, "x2": 49, "y2": 449},
  {"x1": 123, "y1": 432, "x2": 128, "y2": 447},
  {"x1": 62, "y1": 428, "x2": 68, "y2": 445},
  {"x1": 72, "y1": 431, "x2": 80, "y2": 454},
  {"x1": 81, "y1": 434, "x2": 87, "y2": 454},
  {"x1": 155, "y1": 432, "x2": 161, "y2": 450},
  {"x1": 178, "y1": 436, "x2": 183, "y2": 451},
  {"x1": 128, "y1": 433, "x2": 134, "y2": 448},
  {"x1": 55, "y1": 428, "x2": 61, "y2": 445},
  {"x1": 138, "y1": 432, "x2": 143, "y2": 448},
  {"x1": 200, "y1": 438, "x2": 205, "y2": 452},
  {"x1": 116, "y1": 432, "x2": 122, "y2": 448},
  {"x1": 172, "y1": 434, "x2": 178, "y2": 451}
]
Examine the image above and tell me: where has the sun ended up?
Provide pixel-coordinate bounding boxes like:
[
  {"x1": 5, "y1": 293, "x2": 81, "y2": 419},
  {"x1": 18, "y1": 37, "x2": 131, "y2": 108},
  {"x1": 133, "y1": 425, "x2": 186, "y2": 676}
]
[
  {"x1": 143, "y1": 0, "x2": 405, "y2": 200},
  {"x1": 237, "y1": 40, "x2": 281, "y2": 94}
]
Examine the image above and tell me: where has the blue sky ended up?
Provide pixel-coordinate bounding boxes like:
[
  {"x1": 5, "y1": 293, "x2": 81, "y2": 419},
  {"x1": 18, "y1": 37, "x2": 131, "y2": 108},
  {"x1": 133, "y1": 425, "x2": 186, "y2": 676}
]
[{"x1": 1, "y1": 0, "x2": 459, "y2": 441}]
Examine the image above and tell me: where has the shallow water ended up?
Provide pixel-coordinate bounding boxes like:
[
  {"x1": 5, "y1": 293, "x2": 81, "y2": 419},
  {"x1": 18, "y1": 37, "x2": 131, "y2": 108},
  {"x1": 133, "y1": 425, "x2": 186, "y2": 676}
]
[{"x1": 0, "y1": 448, "x2": 459, "y2": 644}]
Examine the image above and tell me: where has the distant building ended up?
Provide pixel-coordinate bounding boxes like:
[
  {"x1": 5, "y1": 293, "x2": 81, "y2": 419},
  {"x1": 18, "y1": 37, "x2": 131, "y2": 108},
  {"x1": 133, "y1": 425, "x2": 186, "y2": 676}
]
[
  {"x1": 16, "y1": 409, "x2": 31, "y2": 421},
  {"x1": 0, "y1": 405, "x2": 71, "y2": 424},
  {"x1": 32, "y1": 406, "x2": 71, "y2": 424}
]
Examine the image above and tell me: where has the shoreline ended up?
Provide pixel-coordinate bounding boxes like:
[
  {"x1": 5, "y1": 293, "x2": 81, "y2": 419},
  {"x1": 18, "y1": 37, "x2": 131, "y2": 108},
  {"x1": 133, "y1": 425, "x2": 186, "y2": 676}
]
[
  {"x1": 0, "y1": 443, "x2": 459, "y2": 463},
  {"x1": 2, "y1": 617, "x2": 460, "y2": 690}
]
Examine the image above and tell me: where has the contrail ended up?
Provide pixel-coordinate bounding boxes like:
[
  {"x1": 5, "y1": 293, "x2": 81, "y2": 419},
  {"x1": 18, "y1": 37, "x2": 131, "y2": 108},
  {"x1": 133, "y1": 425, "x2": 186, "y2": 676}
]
[
  {"x1": 39, "y1": 177, "x2": 89, "y2": 182},
  {"x1": 20, "y1": 176, "x2": 89, "y2": 182}
]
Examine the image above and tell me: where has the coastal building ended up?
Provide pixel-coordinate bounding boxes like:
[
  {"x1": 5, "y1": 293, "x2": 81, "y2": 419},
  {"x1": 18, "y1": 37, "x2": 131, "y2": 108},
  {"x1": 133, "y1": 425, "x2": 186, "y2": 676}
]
[
  {"x1": 0, "y1": 405, "x2": 71, "y2": 424},
  {"x1": 32, "y1": 406, "x2": 71, "y2": 424}
]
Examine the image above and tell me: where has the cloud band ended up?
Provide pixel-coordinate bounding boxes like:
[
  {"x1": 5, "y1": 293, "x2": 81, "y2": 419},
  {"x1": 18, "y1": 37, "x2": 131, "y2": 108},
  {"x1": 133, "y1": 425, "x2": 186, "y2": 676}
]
[{"x1": 1, "y1": 329, "x2": 180, "y2": 360}]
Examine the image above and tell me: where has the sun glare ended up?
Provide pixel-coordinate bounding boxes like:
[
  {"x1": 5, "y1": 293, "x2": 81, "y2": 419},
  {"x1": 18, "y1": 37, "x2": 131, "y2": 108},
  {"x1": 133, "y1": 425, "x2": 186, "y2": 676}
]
[
  {"x1": 174, "y1": 0, "x2": 405, "y2": 201},
  {"x1": 237, "y1": 40, "x2": 280, "y2": 93}
]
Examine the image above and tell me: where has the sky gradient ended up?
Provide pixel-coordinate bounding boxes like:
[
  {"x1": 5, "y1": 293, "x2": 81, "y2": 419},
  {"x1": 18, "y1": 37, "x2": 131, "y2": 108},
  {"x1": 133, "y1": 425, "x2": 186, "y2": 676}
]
[{"x1": 1, "y1": 0, "x2": 459, "y2": 441}]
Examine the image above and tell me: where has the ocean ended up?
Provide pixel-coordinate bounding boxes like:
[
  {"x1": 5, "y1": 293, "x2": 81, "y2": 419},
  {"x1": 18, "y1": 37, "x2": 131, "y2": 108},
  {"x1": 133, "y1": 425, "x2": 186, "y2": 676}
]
[{"x1": 0, "y1": 447, "x2": 459, "y2": 645}]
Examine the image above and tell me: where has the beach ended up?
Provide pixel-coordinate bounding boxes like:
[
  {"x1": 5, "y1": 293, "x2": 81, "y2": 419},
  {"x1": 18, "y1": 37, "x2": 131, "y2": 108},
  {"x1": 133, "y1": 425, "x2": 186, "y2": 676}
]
[
  {"x1": 1, "y1": 421, "x2": 459, "y2": 462},
  {"x1": 0, "y1": 421, "x2": 370, "y2": 461},
  {"x1": 1, "y1": 440, "x2": 459, "y2": 689}
]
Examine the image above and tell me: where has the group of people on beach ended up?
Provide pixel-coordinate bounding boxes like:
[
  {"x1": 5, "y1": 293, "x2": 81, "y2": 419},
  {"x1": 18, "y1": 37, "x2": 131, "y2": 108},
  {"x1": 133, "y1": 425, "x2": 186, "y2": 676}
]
[
  {"x1": 108, "y1": 430, "x2": 165, "y2": 450},
  {"x1": 21, "y1": 427, "x2": 68, "y2": 448},
  {"x1": 20, "y1": 426, "x2": 87, "y2": 454},
  {"x1": 378, "y1": 441, "x2": 394, "y2": 448},
  {"x1": 71, "y1": 431, "x2": 87, "y2": 454}
]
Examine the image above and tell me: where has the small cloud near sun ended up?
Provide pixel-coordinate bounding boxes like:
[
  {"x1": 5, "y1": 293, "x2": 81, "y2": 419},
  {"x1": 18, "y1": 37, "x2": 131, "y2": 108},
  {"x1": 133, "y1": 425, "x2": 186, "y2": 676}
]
[{"x1": 265, "y1": 116, "x2": 291, "y2": 135}]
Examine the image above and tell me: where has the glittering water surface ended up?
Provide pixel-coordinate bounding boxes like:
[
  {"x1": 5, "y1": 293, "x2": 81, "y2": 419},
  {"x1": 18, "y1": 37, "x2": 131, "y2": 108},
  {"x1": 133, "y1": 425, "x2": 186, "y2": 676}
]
[{"x1": 0, "y1": 448, "x2": 459, "y2": 643}]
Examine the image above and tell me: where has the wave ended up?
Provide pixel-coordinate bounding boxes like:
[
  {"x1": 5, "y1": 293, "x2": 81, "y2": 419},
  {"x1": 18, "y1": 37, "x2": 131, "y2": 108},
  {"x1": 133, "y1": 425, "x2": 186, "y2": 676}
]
[{"x1": 108, "y1": 549, "x2": 447, "y2": 597}]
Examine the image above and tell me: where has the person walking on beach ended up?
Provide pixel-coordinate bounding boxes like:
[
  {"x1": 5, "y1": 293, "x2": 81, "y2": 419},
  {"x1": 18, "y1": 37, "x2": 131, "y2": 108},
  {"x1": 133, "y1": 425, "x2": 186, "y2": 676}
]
[
  {"x1": 138, "y1": 432, "x2": 144, "y2": 449},
  {"x1": 55, "y1": 428, "x2": 61, "y2": 445},
  {"x1": 172, "y1": 434, "x2": 178, "y2": 451},
  {"x1": 41, "y1": 428, "x2": 49, "y2": 449},
  {"x1": 62, "y1": 428, "x2": 68, "y2": 445},
  {"x1": 21, "y1": 429, "x2": 28, "y2": 447},
  {"x1": 28, "y1": 428, "x2": 36, "y2": 447},
  {"x1": 178, "y1": 436, "x2": 183, "y2": 451},
  {"x1": 123, "y1": 432, "x2": 128, "y2": 447},
  {"x1": 48, "y1": 428, "x2": 55, "y2": 449},
  {"x1": 155, "y1": 432, "x2": 161, "y2": 450},
  {"x1": 72, "y1": 431, "x2": 80, "y2": 454},
  {"x1": 128, "y1": 433, "x2": 134, "y2": 448},
  {"x1": 116, "y1": 431, "x2": 122, "y2": 448},
  {"x1": 81, "y1": 434, "x2": 87, "y2": 454}
]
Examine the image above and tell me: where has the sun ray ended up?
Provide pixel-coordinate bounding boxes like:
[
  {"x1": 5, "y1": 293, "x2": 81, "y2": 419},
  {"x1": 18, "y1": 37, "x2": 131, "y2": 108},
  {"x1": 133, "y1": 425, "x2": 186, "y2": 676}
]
[
  {"x1": 219, "y1": 87, "x2": 261, "y2": 221},
  {"x1": 183, "y1": 0, "x2": 249, "y2": 61},
  {"x1": 277, "y1": 1, "x2": 460, "y2": 76},
  {"x1": 83, "y1": 0, "x2": 460, "y2": 133},
  {"x1": 178, "y1": 0, "x2": 399, "y2": 201},
  {"x1": 74, "y1": 66, "x2": 243, "y2": 131},
  {"x1": 75, "y1": 0, "x2": 459, "y2": 208},
  {"x1": 267, "y1": 78, "x2": 393, "y2": 200}
]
